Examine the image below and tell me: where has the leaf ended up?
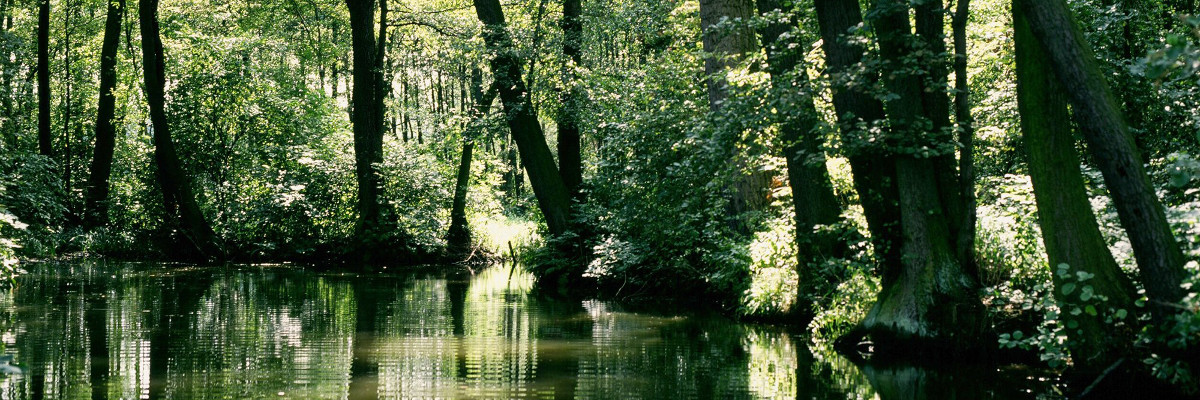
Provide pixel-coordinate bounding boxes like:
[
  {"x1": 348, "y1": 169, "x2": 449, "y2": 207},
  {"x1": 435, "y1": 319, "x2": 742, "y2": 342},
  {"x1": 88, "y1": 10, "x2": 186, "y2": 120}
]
[
  {"x1": 1115, "y1": 309, "x2": 1128, "y2": 319},
  {"x1": 1080, "y1": 286, "x2": 1093, "y2": 302},
  {"x1": 1085, "y1": 305, "x2": 1097, "y2": 316},
  {"x1": 1061, "y1": 282, "x2": 1077, "y2": 296}
]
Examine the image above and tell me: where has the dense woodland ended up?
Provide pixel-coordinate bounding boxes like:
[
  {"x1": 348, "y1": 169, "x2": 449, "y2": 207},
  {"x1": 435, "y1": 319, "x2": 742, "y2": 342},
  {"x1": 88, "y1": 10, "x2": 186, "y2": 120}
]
[{"x1": 0, "y1": 0, "x2": 1198, "y2": 395}]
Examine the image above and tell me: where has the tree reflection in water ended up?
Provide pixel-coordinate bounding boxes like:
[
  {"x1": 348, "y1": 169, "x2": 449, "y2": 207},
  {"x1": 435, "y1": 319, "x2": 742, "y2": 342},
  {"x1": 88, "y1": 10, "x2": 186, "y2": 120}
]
[{"x1": 0, "y1": 262, "x2": 1058, "y2": 399}]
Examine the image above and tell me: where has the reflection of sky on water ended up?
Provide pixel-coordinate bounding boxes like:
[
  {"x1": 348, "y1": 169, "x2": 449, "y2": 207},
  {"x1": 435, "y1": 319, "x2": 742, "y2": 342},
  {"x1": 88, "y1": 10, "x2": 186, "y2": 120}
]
[{"x1": 0, "y1": 262, "x2": 1058, "y2": 399}]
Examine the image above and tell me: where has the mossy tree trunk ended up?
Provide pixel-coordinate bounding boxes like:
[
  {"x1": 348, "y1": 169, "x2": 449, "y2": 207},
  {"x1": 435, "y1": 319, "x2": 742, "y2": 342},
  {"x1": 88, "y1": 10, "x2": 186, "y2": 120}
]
[
  {"x1": 1017, "y1": 0, "x2": 1188, "y2": 320},
  {"x1": 844, "y1": 0, "x2": 985, "y2": 352},
  {"x1": 1014, "y1": 4, "x2": 1138, "y2": 373}
]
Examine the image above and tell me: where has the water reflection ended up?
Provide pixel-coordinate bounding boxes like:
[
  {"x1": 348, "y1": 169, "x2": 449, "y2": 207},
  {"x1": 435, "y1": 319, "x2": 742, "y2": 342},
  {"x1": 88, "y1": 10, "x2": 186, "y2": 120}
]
[{"x1": 0, "y1": 262, "x2": 1057, "y2": 399}]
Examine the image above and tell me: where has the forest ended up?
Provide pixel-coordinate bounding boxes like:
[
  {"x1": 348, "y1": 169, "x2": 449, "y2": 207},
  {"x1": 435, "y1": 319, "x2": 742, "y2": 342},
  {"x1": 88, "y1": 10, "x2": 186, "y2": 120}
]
[{"x1": 0, "y1": 0, "x2": 1199, "y2": 398}]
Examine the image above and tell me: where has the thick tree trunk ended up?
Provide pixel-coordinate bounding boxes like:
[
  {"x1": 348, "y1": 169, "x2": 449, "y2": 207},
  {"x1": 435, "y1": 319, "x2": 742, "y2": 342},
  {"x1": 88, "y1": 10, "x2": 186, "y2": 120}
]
[
  {"x1": 85, "y1": 0, "x2": 124, "y2": 228},
  {"x1": 914, "y1": 2, "x2": 970, "y2": 271},
  {"x1": 139, "y1": 0, "x2": 220, "y2": 258},
  {"x1": 557, "y1": 0, "x2": 583, "y2": 198},
  {"x1": 755, "y1": 0, "x2": 844, "y2": 300},
  {"x1": 472, "y1": 0, "x2": 572, "y2": 236},
  {"x1": 845, "y1": 0, "x2": 984, "y2": 352},
  {"x1": 1017, "y1": 0, "x2": 1188, "y2": 318},
  {"x1": 346, "y1": 0, "x2": 390, "y2": 239},
  {"x1": 952, "y1": 0, "x2": 977, "y2": 272},
  {"x1": 36, "y1": 0, "x2": 51, "y2": 157},
  {"x1": 1014, "y1": 6, "x2": 1138, "y2": 373},
  {"x1": 813, "y1": 0, "x2": 903, "y2": 272}
]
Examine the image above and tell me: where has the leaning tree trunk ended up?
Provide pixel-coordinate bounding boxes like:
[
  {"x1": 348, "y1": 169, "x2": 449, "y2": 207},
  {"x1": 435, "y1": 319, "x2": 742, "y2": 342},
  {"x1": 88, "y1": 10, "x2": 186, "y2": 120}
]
[
  {"x1": 1014, "y1": 5, "x2": 1138, "y2": 373},
  {"x1": 845, "y1": 0, "x2": 985, "y2": 352},
  {"x1": 36, "y1": 0, "x2": 51, "y2": 157},
  {"x1": 84, "y1": 0, "x2": 124, "y2": 228},
  {"x1": 700, "y1": 0, "x2": 770, "y2": 234},
  {"x1": 139, "y1": 0, "x2": 219, "y2": 258},
  {"x1": 755, "y1": 0, "x2": 844, "y2": 306},
  {"x1": 1017, "y1": 0, "x2": 1188, "y2": 319},
  {"x1": 557, "y1": 0, "x2": 583, "y2": 198},
  {"x1": 472, "y1": 0, "x2": 572, "y2": 237},
  {"x1": 813, "y1": 0, "x2": 903, "y2": 272}
]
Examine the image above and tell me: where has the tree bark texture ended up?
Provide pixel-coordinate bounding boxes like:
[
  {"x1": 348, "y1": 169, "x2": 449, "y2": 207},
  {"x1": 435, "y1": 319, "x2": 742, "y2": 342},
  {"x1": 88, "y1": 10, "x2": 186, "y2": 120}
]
[
  {"x1": 473, "y1": 0, "x2": 572, "y2": 236},
  {"x1": 1017, "y1": 0, "x2": 1188, "y2": 317},
  {"x1": 1015, "y1": 5, "x2": 1138, "y2": 373},
  {"x1": 846, "y1": 0, "x2": 984, "y2": 351}
]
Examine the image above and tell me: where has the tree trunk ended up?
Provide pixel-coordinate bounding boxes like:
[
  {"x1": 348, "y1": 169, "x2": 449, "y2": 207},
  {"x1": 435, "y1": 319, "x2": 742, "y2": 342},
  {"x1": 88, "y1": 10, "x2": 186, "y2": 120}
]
[
  {"x1": 139, "y1": 0, "x2": 219, "y2": 258},
  {"x1": 845, "y1": 0, "x2": 984, "y2": 352},
  {"x1": 813, "y1": 0, "x2": 904, "y2": 273},
  {"x1": 36, "y1": 0, "x2": 51, "y2": 157},
  {"x1": 557, "y1": 0, "x2": 583, "y2": 198},
  {"x1": 346, "y1": 0, "x2": 390, "y2": 239},
  {"x1": 85, "y1": 0, "x2": 124, "y2": 228},
  {"x1": 1014, "y1": 5, "x2": 1138, "y2": 373},
  {"x1": 700, "y1": 0, "x2": 769, "y2": 234},
  {"x1": 755, "y1": 0, "x2": 844, "y2": 304},
  {"x1": 472, "y1": 0, "x2": 572, "y2": 236},
  {"x1": 952, "y1": 0, "x2": 977, "y2": 273},
  {"x1": 447, "y1": 70, "x2": 497, "y2": 255},
  {"x1": 914, "y1": 2, "x2": 970, "y2": 271},
  {"x1": 1017, "y1": 0, "x2": 1188, "y2": 318}
]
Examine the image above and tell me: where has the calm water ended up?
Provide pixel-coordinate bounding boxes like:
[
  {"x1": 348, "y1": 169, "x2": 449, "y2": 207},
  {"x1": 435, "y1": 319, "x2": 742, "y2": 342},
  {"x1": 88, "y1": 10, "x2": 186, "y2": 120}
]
[{"x1": 0, "y1": 261, "x2": 1057, "y2": 399}]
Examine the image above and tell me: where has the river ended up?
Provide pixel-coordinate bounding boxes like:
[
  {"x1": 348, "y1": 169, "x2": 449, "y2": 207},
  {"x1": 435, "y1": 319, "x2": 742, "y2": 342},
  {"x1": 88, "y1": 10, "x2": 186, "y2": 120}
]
[{"x1": 0, "y1": 261, "x2": 1058, "y2": 399}]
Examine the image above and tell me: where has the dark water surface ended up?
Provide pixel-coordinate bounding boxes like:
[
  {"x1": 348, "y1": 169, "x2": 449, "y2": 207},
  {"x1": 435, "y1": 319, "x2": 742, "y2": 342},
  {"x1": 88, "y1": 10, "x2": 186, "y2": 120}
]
[{"x1": 0, "y1": 262, "x2": 1058, "y2": 399}]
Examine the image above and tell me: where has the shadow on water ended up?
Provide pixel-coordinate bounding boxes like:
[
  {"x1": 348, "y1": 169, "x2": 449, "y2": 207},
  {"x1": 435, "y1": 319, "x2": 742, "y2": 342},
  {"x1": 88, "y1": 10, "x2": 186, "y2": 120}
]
[{"x1": 0, "y1": 261, "x2": 1065, "y2": 399}]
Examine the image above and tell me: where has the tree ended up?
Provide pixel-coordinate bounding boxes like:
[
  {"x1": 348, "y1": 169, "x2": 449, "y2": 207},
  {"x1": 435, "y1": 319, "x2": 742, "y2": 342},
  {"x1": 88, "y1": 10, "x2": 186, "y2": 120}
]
[
  {"x1": 812, "y1": 0, "x2": 903, "y2": 272},
  {"x1": 754, "y1": 0, "x2": 843, "y2": 304},
  {"x1": 36, "y1": 0, "x2": 50, "y2": 157},
  {"x1": 472, "y1": 0, "x2": 572, "y2": 237},
  {"x1": 1016, "y1": 0, "x2": 1188, "y2": 319},
  {"x1": 699, "y1": 0, "x2": 768, "y2": 233},
  {"x1": 952, "y1": 0, "x2": 977, "y2": 266},
  {"x1": 84, "y1": 0, "x2": 125, "y2": 228},
  {"x1": 346, "y1": 0, "x2": 396, "y2": 242},
  {"x1": 447, "y1": 69, "x2": 497, "y2": 256},
  {"x1": 557, "y1": 0, "x2": 583, "y2": 198},
  {"x1": 842, "y1": 0, "x2": 985, "y2": 352},
  {"x1": 140, "y1": 0, "x2": 220, "y2": 258},
  {"x1": 1014, "y1": 3, "x2": 1138, "y2": 373}
]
